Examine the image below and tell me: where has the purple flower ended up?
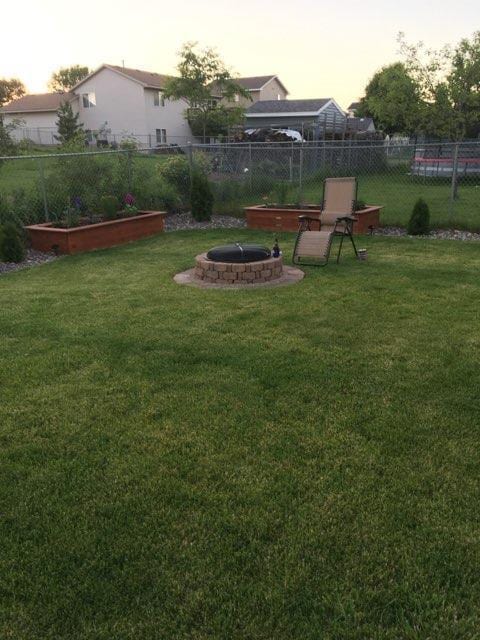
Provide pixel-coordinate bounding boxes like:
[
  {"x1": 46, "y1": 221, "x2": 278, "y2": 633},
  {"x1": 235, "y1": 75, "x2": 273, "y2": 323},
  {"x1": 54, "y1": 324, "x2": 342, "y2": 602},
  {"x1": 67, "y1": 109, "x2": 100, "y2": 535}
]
[
  {"x1": 124, "y1": 193, "x2": 135, "y2": 206},
  {"x1": 73, "y1": 196, "x2": 83, "y2": 210}
]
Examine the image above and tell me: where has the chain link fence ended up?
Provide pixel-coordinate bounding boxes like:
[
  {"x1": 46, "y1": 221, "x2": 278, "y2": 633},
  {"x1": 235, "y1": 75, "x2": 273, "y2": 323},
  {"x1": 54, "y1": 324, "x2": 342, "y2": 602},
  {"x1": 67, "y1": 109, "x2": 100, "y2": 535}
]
[{"x1": 1, "y1": 141, "x2": 479, "y2": 230}]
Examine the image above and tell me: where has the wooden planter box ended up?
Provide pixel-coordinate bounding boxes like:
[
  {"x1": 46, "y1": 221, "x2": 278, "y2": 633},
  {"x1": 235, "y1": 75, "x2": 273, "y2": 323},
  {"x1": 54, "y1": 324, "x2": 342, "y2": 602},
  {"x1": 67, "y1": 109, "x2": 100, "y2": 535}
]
[
  {"x1": 245, "y1": 204, "x2": 383, "y2": 235},
  {"x1": 26, "y1": 211, "x2": 166, "y2": 255}
]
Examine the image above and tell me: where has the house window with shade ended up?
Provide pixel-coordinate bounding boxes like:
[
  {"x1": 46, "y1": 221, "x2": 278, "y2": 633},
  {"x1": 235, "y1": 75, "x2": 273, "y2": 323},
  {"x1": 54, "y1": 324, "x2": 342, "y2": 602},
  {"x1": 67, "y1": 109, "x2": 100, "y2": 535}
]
[
  {"x1": 82, "y1": 92, "x2": 96, "y2": 108},
  {"x1": 154, "y1": 91, "x2": 165, "y2": 107},
  {"x1": 156, "y1": 128, "x2": 167, "y2": 144}
]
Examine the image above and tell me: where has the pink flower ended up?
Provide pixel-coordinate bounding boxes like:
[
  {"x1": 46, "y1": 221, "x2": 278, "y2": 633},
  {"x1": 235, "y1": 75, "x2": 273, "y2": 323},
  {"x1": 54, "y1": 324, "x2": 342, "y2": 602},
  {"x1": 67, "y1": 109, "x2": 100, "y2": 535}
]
[{"x1": 124, "y1": 193, "x2": 135, "y2": 206}]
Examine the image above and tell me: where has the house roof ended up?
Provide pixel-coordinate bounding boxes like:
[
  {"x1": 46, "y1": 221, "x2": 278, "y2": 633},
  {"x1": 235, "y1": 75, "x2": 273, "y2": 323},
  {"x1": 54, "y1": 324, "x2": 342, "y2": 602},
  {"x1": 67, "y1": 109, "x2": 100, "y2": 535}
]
[
  {"x1": 106, "y1": 65, "x2": 172, "y2": 89},
  {"x1": 246, "y1": 98, "x2": 332, "y2": 115},
  {"x1": 72, "y1": 64, "x2": 172, "y2": 91},
  {"x1": 1, "y1": 92, "x2": 74, "y2": 113},
  {"x1": 347, "y1": 116, "x2": 375, "y2": 132}
]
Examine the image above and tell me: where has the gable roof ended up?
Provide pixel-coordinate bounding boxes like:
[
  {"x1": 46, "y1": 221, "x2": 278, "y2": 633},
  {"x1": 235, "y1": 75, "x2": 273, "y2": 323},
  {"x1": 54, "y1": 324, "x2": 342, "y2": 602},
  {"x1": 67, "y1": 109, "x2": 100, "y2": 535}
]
[
  {"x1": 246, "y1": 98, "x2": 333, "y2": 116},
  {"x1": 347, "y1": 116, "x2": 375, "y2": 132},
  {"x1": 1, "y1": 92, "x2": 74, "y2": 114},
  {"x1": 72, "y1": 64, "x2": 172, "y2": 91},
  {"x1": 236, "y1": 75, "x2": 289, "y2": 94}
]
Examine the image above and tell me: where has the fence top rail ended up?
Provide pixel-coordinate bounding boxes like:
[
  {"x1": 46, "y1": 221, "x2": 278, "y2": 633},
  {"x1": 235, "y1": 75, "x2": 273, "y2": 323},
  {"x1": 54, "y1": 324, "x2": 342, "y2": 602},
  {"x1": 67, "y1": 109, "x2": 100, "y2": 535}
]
[
  {"x1": 2, "y1": 139, "x2": 479, "y2": 162},
  {"x1": 0, "y1": 149, "x2": 133, "y2": 161}
]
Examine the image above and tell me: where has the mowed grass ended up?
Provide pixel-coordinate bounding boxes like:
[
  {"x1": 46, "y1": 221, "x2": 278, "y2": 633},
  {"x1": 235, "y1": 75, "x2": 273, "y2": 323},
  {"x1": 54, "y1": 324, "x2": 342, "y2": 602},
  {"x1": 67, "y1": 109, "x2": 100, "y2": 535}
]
[{"x1": 1, "y1": 230, "x2": 480, "y2": 639}]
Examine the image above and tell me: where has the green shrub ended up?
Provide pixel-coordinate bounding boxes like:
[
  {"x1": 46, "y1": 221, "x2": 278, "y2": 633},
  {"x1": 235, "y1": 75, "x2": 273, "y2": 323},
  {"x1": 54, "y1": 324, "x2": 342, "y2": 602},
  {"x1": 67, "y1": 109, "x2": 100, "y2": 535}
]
[
  {"x1": 159, "y1": 155, "x2": 191, "y2": 192},
  {"x1": 212, "y1": 179, "x2": 243, "y2": 214},
  {"x1": 99, "y1": 195, "x2": 120, "y2": 220},
  {"x1": 0, "y1": 223, "x2": 26, "y2": 263},
  {"x1": 191, "y1": 170, "x2": 213, "y2": 221},
  {"x1": 274, "y1": 182, "x2": 290, "y2": 205},
  {"x1": 136, "y1": 175, "x2": 180, "y2": 212},
  {"x1": 407, "y1": 198, "x2": 430, "y2": 235}
]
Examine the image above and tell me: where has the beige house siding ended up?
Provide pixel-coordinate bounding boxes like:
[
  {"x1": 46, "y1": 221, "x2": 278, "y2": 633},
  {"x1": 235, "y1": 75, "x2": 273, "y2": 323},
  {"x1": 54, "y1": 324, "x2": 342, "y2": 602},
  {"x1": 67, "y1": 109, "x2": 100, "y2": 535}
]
[
  {"x1": 258, "y1": 78, "x2": 288, "y2": 101},
  {"x1": 143, "y1": 89, "x2": 194, "y2": 144},
  {"x1": 223, "y1": 77, "x2": 288, "y2": 108},
  {"x1": 4, "y1": 111, "x2": 59, "y2": 144},
  {"x1": 74, "y1": 67, "x2": 147, "y2": 138}
]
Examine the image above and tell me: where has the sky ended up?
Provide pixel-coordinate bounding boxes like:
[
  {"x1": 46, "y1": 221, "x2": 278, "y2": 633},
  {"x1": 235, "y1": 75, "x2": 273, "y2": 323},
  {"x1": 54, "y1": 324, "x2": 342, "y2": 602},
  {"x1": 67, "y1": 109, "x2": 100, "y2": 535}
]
[{"x1": 1, "y1": 0, "x2": 478, "y2": 108}]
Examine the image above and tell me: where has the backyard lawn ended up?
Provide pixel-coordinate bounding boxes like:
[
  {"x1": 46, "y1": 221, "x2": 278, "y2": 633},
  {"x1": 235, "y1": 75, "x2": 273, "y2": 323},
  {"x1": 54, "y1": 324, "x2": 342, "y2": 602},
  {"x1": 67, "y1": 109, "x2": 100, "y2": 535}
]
[{"x1": 1, "y1": 230, "x2": 480, "y2": 639}]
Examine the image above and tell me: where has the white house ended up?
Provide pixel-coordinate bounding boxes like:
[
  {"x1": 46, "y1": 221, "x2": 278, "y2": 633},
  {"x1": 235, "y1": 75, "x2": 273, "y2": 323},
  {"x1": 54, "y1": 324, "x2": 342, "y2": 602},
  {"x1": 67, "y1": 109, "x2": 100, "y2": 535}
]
[{"x1": 2, "y1": 64, "x2": 196, "y2": 146}]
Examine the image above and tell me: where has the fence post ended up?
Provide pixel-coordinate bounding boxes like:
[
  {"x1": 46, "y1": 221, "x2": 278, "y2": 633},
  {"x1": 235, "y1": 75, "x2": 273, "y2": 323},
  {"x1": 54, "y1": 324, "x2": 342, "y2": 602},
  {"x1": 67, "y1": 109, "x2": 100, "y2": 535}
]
[
  {"x1": 186, "y1": 142, "x2": 193, "y2": 197},
  {"x1": 248, "y1": 143, "x2": 252, "y2": 192},
  {"x1": 449, "y1": 142, "x2": 460, "y2": 216},
  {"x1": 298, "y1": 144, "x2": 304, "y2": 203},
  {"x1": 127, "y1": 150, "x2": 133, "y2": 192},
  {"x1": 37, "y1": 158, "x2": 49, "y2": 222}
]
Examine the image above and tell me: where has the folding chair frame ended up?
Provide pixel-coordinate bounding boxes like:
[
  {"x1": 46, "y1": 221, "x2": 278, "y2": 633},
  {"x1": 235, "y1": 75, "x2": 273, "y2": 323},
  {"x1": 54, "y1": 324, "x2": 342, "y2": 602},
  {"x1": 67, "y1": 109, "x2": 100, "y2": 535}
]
[{"x1": 292, "y1": 177, "x2": 359, "y2": 267}]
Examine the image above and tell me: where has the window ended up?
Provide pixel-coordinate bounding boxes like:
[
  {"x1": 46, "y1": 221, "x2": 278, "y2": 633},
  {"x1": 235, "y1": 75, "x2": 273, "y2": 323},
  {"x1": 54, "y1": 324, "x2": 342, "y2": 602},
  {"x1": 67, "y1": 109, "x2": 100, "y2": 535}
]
[
  {"x1": 234, "y1": 94, "x2": 240, "y2": 103},
  {"x1": 82, "y1": 92, "x2": 96, "y2": 108},
  {"x1": 154, "y1": 91, "x2": 165, "y2": 107},
  {"x1": 277, "y1": 94, "x2": 281, "y2": 100},
  {"x1": 156, "y1": 128, "x2": 167, "y2": 144}
]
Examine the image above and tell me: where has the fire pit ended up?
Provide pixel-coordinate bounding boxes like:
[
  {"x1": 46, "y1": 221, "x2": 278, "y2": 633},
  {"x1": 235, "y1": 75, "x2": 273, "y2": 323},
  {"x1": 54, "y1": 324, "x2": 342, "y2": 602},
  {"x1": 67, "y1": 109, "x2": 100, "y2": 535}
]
[
  {"x1": 193, "y1": 243, "x2": 281, "y2": 285},
  {"x1": 174, "y1": 243, "x2": 305, "y2": 289}
]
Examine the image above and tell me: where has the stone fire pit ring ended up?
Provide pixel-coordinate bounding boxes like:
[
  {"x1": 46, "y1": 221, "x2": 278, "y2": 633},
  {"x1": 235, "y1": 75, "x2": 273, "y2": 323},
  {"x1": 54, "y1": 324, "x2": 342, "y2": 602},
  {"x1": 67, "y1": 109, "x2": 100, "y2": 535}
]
[
  {"x1": 196, "y1": 252, "x2": 283, "y2": 284},
  {"x1": 174, "y1": 253, "x2": 304, "y2": 289}
]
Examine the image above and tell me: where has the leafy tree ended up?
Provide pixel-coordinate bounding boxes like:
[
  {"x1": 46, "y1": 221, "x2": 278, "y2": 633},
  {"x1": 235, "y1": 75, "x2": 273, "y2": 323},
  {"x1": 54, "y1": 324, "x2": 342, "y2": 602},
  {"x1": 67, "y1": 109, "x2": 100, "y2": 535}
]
[
  {"x1": 55, "y1": 101, "x2": 84, "y2": 144},
  {"x1": 163, "y1": 42, "x2": 251, "y2": 141},
  {"x1": 49, "y1": 65, "x2": 90, "y2": 92},
  {"x1": 356, "y1": 63, "x2": 423, "y2": 135},
  {"x1": 0, "y1": 78, "x2": 25, "y2": 107},
  {"x1": 398, "y1": 31, "x2": 480, "y2": 140}
]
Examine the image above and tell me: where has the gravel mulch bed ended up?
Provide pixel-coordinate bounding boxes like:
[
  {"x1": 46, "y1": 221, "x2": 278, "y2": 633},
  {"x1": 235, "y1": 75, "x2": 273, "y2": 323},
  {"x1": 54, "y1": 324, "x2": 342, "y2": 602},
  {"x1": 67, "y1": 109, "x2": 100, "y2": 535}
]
[
  {"x1": 164, "y1": 213, "x2": 246, "y2": 232},
  {"x1": 0, "y1": 249, "x2": 57, "y2": 276},
  {"x1": 373, "y1": 226, "x2": 480, "y2": 241}
]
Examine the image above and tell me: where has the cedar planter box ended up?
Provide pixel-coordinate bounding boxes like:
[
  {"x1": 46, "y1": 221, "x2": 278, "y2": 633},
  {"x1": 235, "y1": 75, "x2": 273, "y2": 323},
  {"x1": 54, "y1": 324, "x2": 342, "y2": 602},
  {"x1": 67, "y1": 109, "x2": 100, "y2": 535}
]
[
  {"x1": 26, "y1": 211, "x2": 166, "y2": 255},
  {"x1": 245, "y1": 204, "x2": 383, "y2": 235}
]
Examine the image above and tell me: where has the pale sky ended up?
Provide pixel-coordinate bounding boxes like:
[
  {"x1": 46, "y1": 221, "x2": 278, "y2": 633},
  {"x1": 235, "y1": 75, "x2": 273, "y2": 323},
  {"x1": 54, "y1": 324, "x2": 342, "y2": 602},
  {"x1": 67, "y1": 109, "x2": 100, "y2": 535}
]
[{"x1": 1, "y1": 0, "x2": 478, "y2": 108}]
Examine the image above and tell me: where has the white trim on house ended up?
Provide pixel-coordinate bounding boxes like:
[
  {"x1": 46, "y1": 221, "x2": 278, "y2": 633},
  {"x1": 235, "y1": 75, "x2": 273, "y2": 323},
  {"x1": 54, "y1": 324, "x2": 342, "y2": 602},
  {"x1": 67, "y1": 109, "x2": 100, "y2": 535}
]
[{"x1": 257, "y1": 75, "x2": 289, "y2": 95}]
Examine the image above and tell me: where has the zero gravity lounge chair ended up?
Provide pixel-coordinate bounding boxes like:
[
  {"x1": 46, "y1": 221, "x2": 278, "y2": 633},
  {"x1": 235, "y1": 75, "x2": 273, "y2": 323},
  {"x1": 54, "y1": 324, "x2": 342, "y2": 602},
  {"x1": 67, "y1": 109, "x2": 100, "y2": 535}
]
[{"x1": 292, "y1": 177, "x2": 359, "y2": 266}]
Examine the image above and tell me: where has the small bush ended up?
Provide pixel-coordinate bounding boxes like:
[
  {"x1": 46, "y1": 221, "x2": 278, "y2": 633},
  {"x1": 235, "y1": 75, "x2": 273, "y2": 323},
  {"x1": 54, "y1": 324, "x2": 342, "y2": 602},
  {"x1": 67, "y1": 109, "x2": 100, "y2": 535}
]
[
  {"x1": 407, "y1": 198, "x2": 430, "y2": 235},
  {"x1": 159, "y1": 155, "x2": 190, "y2": 193},
  {"x1": 136, "y1": 175, "x2": 180, "y2": 212},
  {"x1": 274, "y1": 182, "x2": 290, "y2": 205},
  {"x1": 0, "y1": 223, "x2": 26, "y2": 263},
  {"x1": 191, "y1": 170, "x2": 213, "y2": 221},
  {"x1": 99, "y1": 195, "x2": 120, "y2": 220}
]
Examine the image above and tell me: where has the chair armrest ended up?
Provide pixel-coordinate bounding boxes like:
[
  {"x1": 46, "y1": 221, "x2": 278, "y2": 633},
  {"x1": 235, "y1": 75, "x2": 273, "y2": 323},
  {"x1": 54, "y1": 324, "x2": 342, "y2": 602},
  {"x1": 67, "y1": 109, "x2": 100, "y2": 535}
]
[
  {"x1": 298, "y1": 215, "x2": 321, "y2": 222},
  {"x1": 337, "y1": 215, "x2": 358, "y2": 222}
]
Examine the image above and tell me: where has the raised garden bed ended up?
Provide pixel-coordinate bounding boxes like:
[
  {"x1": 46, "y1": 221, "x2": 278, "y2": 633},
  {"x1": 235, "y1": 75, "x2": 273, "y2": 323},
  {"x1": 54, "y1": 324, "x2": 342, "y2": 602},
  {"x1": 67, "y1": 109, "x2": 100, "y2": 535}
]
[
  {"x1": 26, "y1": 211, "x2": 166, "y2": 255},
  {"x1": 245, "y1": 204, "x2": 383, "y2": 234}
]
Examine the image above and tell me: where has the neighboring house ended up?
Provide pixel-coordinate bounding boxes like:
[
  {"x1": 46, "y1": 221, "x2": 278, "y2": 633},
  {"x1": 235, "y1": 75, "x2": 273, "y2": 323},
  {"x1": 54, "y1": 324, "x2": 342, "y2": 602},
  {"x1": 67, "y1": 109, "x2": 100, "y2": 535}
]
[
  {"x1": 213, "y1": 75, "x2": 289, "y2": 108},
  {"x1": 2, "y1": 64, "x2": 195, "y2": 146},
  {"x1": 245, "y1": 98, "x2": 347, "y2": 138},
  {"x1": 1, "y1": 92, "x2": 75, "y2": 145},
  {"x1": 347, "y1": 101, "x2": 362, "y2": 117},
  {"x1": 346, "y1": 116, "x2": 376, "y2": 134}
]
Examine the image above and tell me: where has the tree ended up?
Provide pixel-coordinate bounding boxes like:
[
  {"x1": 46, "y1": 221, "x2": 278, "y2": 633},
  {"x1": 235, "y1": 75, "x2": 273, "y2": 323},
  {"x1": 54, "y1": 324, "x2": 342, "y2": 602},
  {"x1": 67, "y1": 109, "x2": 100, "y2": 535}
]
[
  {"x1": 0, "y1": 78, "x2": 25, "y2": 107},
  {"x1": 55, "y1": 101, "x2": 84, "y2": 144},
  {"x1": 49, "y1": 65, "x2": 90, "y2": 92},
  {"x1": 163, "y1": 42, "x2": 251, "y2": 141},
  {"x1": 398, "y1": 31, "x2": 480, "y2": 140},
  {"x1": 356, "y1": 63, "x2": 423, "y2": 135}
]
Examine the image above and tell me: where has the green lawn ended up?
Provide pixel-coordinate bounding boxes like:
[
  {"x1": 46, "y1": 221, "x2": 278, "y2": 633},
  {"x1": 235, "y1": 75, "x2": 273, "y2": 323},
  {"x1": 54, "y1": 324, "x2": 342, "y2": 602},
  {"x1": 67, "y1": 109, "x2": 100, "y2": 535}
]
[{"x1": 1, "y1": 230, "x2": 480, "y2": 639}]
